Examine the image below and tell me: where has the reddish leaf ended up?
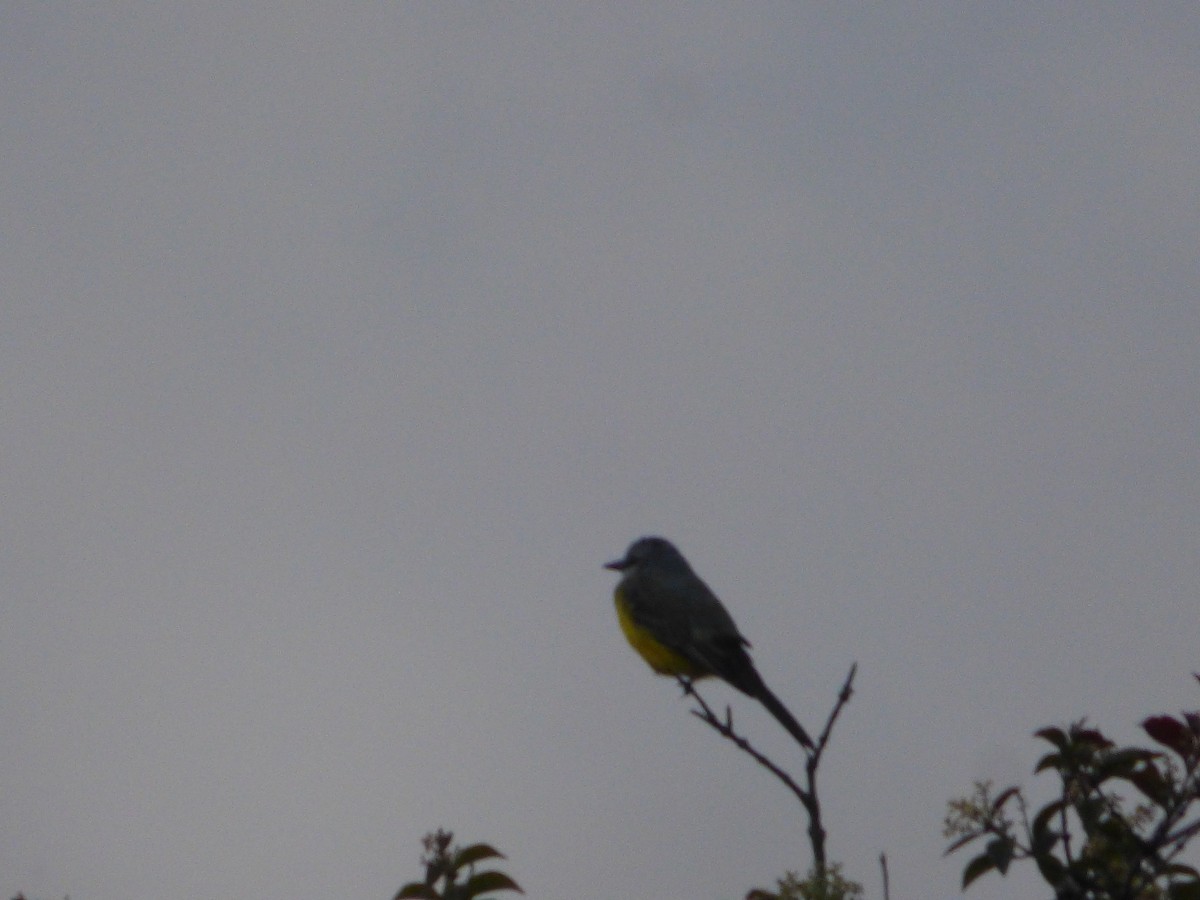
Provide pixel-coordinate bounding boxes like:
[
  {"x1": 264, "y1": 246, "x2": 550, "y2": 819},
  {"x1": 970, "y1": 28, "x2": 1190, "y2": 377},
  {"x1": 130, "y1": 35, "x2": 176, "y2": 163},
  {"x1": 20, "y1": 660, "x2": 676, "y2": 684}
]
[
  {"x1": 1144, "y1": 715, "x2": 1190, "y2": 753},
  {"x1": 1035, "y1": 727, "x2": 1068, "y2": 750},
  {"x1": 1071, "y1": 727, "x2": 1113, "y2": 749}
]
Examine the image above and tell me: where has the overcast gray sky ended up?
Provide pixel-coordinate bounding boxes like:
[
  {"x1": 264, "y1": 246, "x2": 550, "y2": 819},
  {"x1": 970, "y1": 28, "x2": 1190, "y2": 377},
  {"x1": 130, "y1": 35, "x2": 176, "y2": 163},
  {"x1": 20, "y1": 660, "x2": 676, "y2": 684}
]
[{"x1": 3, "y1": 5, "x2": 1198, "y2": 900}]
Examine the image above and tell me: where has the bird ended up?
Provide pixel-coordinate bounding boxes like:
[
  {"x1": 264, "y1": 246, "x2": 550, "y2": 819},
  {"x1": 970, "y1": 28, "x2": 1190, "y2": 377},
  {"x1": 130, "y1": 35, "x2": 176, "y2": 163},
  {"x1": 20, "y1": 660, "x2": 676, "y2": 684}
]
[{"x1": 604, "y1": 536, "x2": 814, "y2": 750}]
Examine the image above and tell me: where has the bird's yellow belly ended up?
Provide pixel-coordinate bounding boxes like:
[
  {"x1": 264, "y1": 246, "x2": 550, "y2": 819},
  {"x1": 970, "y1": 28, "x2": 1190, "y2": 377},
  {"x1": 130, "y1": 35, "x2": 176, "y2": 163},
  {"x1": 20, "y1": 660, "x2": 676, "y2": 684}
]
[{"x1": 615, "y1": 596, "x2": 706, "y2": 678}]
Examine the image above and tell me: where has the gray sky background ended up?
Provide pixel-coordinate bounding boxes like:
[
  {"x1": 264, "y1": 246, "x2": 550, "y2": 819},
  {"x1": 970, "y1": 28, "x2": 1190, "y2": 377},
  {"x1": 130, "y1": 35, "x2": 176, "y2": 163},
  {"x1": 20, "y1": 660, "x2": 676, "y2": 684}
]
[{"x1": 3, "y1": 5, "x2": 1198, "y2": 900}]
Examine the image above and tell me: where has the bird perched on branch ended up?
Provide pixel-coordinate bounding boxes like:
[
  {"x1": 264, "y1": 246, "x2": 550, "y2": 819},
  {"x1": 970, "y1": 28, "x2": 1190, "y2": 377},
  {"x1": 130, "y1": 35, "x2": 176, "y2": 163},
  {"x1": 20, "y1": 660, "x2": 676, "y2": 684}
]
[{"x1": 604, "y1": 536, "x2": 813, "y2": 750}]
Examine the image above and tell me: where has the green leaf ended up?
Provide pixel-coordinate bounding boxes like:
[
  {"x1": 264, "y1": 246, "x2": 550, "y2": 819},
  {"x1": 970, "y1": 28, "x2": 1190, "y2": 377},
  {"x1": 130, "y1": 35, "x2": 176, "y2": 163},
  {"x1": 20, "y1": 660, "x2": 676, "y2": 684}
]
[
  {"x1": 961, "y1": 851, "x2": 995, "y2": 889},
  {"x1": 453, "y1": 843, "x2": 507, "y2": 869},
  {"x1": 1100, "y1": 748, "x2": 1160, "y2": 778},
  {"x1": 1094, "y1": 815, "x2": 1135, "y2": 845},
  {"x1": 1033, "y1": 852, "x2": 1066, "y2": 886},
  {"x1": 1169, "y1": 880, "x2": 1200, "y2": 900},
  {"x1": 1031, "y1": 800, "x2": 1065, "y2": 854},
  {"x1": 986, "y1": 836, "x2": 1014, "y2": 874},
  {"x1": 395, "y1": 883, "x2": 441, "y2": 900},
  {"x1": 1032, "y1": 748, "x2": 1070, "y2": 777},
  {"x1": 1127, "y1": 764, "x2": 1172, "y2": 806},
  {"x1": 1035, "y1": 751, "x2": 1063, "y2": 773},
  {"x1": 462, "y1": 870, "x2": 524, "y2": 897}
]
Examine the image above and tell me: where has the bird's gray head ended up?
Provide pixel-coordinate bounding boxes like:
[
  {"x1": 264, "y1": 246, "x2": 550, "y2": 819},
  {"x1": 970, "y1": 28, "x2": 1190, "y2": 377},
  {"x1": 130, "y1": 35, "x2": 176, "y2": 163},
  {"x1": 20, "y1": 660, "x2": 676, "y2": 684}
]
[{"x1": 603, "y1": 536, "x2": 685, "y2": 573}]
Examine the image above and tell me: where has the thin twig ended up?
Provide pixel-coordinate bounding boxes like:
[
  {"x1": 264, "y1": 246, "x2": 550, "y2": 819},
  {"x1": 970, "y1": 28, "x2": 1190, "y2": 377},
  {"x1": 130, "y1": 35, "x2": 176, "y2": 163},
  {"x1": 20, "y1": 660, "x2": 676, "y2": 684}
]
[
  {"x1": 677, "y1": 662, "x2": 858, "y2": 877},
  {"x1": 678, "y1": 678, "x2": 811, "y2": 805},
  {"x1": 801, "y1": 663, "x2": 857, "y2": 873},
  {"x1": 813, "y1": 663, "x2": 857, "y2": 754},
  {"x1": 1164, "y1": 816, "x2": 1200, "y2": 855}
]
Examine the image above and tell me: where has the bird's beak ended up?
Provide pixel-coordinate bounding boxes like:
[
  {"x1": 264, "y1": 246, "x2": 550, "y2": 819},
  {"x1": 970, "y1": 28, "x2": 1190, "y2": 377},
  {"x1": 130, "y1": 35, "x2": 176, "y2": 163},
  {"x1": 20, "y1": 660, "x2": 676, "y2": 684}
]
[{"x1": 603, "y1": 557, "x2": 629, "y2": 571}]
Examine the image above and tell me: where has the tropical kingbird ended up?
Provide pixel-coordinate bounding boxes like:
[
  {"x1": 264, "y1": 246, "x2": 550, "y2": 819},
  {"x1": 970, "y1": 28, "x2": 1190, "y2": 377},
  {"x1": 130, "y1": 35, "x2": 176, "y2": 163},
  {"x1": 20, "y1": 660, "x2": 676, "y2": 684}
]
[{"x1": 605, "y1": 536, "x2": 814, "y2": 750}]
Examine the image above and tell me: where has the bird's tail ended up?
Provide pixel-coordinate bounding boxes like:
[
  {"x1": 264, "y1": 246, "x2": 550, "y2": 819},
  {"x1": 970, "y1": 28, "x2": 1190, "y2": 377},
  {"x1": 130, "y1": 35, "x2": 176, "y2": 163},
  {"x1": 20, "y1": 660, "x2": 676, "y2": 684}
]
[
  {"x1": 754, "y1": 682, "x2": 815, "y2": 750},
  {"x1": 702, "y1": 642, "x2": 815, "y2": 751}
]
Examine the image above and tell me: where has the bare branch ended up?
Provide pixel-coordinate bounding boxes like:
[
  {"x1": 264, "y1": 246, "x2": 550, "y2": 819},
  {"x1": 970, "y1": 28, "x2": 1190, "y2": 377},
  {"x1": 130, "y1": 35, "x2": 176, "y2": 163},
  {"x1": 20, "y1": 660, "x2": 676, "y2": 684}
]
[
  {"x1": 678, "y1": 677, "x2": 812, "y2": 806},
  {"x1": 676, "y1": 662, "x2": 858, "y2": 877},
  {"x1": 814, "y1": 662, "x2": 857, "y2": 753}
]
